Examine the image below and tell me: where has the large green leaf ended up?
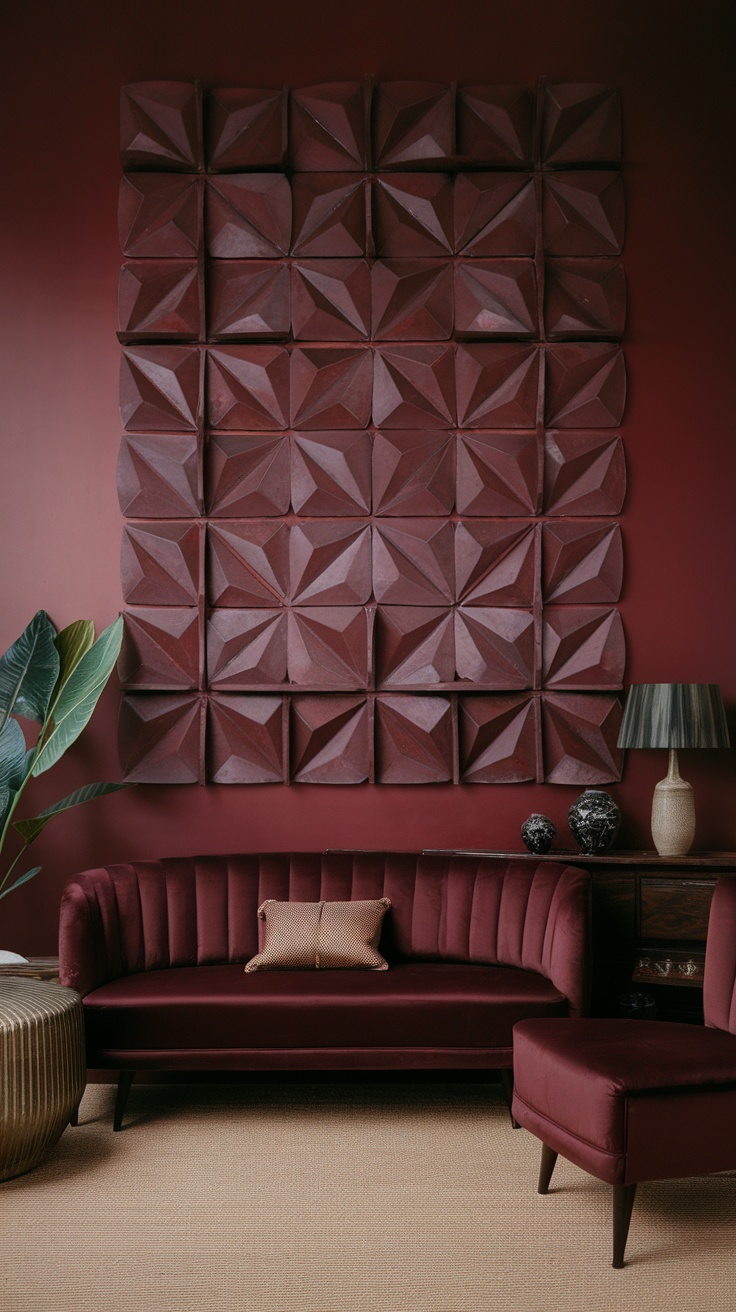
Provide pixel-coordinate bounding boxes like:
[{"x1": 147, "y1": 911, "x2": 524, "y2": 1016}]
[
  {"x1": 0, "y1": 611, "x2": 59, "y2": 733},
  {"x1": 0, "y1": 718, "x2": 28, "y2": 791},
  {"x1": 53, "y1": 620, "x2": 95, "y2": 702},
  {"x1": 31, "y1": 616, "x2": 123, "y2": 776},
  {"x1": 13, "y1": 781, "x2": 126, "y2": 844},
  {"x1": 0, "y1": 786, "x2": 9, "y2": 829},
  {"x1": 0, "y1": 866, "x2": 42, "y2": 901}
]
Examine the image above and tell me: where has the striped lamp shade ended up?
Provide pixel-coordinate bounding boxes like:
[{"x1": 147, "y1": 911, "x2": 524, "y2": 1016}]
[{"x1": 617, "y1": 683, "x2": 730, "y2": 749}]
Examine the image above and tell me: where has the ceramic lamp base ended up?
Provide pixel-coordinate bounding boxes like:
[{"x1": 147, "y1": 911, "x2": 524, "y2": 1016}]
[{"x1": 650, "y1": 750, "x2": 696, "y2": 856}]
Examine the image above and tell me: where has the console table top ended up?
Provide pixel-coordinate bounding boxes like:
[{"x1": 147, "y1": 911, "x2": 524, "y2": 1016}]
[{"x1": 424, "y1": 850, "x2": 736, "y2": 868}]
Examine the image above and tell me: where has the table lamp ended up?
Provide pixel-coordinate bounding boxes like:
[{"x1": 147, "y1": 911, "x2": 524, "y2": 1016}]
[{"x1": 617, "y1": 683, "x2": 730, "y2": 856}]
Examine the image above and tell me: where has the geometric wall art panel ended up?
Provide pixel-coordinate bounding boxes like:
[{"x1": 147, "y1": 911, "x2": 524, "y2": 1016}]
[
  {"x1": 209, "y1": 261, "x2": 291, "y2": 339},
  {"x1": 117, "y1": 77, "x2": 627, "y2": 783},
  {"x1": 372, "y1": 431, "x2": 455, "y2": 516},
  {"x1": 373, "y1": 82, "x2": 454, "y2": 168},
  {"x1": 545, "y1": 345, "x2": 626, "y2": 428},
  {"x1": 373, "y1": 345, "x2": 456, "y2": 429},
  {"x1": 291, "y1": 259, "x2": 370, "y2": 340},
  {"x1": 207, "y1": 522, "x2": 289, "y2": 607},
  {"x1": 544, "y1": 259, "x2": 626, "y2": 339},
  {"x1": 120, "y1": 522, "x2": 201, "y2": 606},
  {"x1": 455, "y1": 345, "x2": 540, "y2": 428},
  {"x1": 291, "y1": 346, "x2": 373, "y2": 428},
  {"x1": 117, "y1": 432, "x2": 200, "y2": 518},
  {"x1": 454, "y1": 173, "x2": 537, "y2": 257},
  {"x1": 454, "y1": 522, "x2": 536, "y2": 606},
  {"x1": 458, "y1": 694, "x2": 538, "y2": 783},
  {"x1": 207, "y1": 88, "x2": 287, "y2": 171},
  {"x1": 291, "y1": 175, "x2": 367, "y2": 257},
  {"x1": 371, "y1": 260, "x2": 453, "y2": 341},
  {"x1": 543, "y1": 172, "x2": 625, "y2": 256},
  {"x1": 119, "y1": 174, "x2": 202, "y2": 258},
  {"x1": 375, "y1": 694, "x2": 454, "y2": 784},
  {"x1": 207, "y1": 694, "x2": 285, "y2": 783},
  {"x1": 206, "y1": 174, "x2": 292, "y2": 257},
  {"x1": 542, "y1": 521, "x2": 623, "y2": 603},
  {"x1": 542, "y1": 606, "x2": 625, "y2": 689},
  {"x1": 290, "y1": 83, "x2": 369, "y2": 171},
  {"x1": 375, "y1": 607, "x2": 456, "y2": 688},
  {"x1": 119, "y1": 607, "x2": 200, "y2": 689},
  {"x1": 540, "y1": 692, "x2": 624, "y2": 785},
  {"x1": 120, "y1": 81, "x2": 202, "y2": 170},
  {"x1": 206, "y1": 433, "x2": 291, "y2": 517},
  {"x1": 207, "y1": 346, "x2": 290, "y2": 430},
  {"x1": 543, "y1": 431, "x2": 626, "y2": 516},
  {"x1": 454, "y1": 260, "x2": 538, "y2": 338},
  {"x1": 120, "y1": 346, "x2": 200, "y2": 431},
  {"x1": 455, "y1": 432, "x2": 538, "y2": 516},
  {"x1": 372, "y1": 174, "x2": 454, "y2": 256},
  {"x1": 119, "y1": 692, "x2": 203, "y2": 784},
  {"x1": 206, "y1": 609, "x2": 288, "y2": 688},
  {"x1": 290, "y1": 695, "x2": 370, "y2": 784},
  {"x1": 118, "y1": 260, "x2": 200, "y2": 340},
  {"x1": 541, "y1": 83, "x2": 621, "y2": 166},
  {"x1": 292, "y1": 431, "x2": 371, "y2": 515},
  {"x1": 456, "y1": 85, "x2": 534, "y2": 166}
]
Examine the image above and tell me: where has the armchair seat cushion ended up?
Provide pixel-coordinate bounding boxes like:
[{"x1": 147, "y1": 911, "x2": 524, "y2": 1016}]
[
  {"x1": 84, "y1": 961, "x2": 568, "y2": 1055},
  {"x1": 513, "y1": 1018, "x2": 736, "y2": 1185}
]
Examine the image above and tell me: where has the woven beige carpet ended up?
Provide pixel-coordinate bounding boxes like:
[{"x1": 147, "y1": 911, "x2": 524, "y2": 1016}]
[{"x1": 1, "y1": 1081, "x2": 734, "y2": 1312}]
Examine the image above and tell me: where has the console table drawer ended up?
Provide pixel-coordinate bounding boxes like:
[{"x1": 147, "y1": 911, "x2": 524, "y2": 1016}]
[{"x1": 639, "y1": 878, "x2": 717, "y2": 939}]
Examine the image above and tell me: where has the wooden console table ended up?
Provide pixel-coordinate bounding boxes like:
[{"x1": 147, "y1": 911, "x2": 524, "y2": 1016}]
[{"x1": 426, "y1": 851, "x2": 736, "y2": 1021}]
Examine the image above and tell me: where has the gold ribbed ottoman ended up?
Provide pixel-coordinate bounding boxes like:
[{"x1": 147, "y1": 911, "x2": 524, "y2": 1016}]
[{"x1": 0, "y1": 978, "x2": 85, "y2": 1182}]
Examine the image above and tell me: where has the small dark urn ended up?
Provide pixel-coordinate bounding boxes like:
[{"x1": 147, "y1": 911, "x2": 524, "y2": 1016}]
[
  {"x1": 568, "y1": 789, "x2": 620, "y2": 855},
  {"x1": 521, "y1": 814, "x2": 556, "y2": 855}
]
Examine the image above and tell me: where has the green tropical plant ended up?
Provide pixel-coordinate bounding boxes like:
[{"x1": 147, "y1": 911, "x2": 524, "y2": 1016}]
[{"x1": 0, "y1": 610, "x2": 125, "y2": 903}]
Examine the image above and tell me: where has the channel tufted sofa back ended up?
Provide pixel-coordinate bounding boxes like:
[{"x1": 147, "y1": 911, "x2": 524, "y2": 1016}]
[{"x1": 59, "y1": 852, "x2": 590, "y2": 1014}]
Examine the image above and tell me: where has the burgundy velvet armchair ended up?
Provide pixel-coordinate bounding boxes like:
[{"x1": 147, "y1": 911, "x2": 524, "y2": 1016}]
[
  {"x1": 512, "y1": 875, "x2": 736, "y2": 1268},
  {"x1": 59, "y1": 851, "x2": 590, "y2": 1129}
]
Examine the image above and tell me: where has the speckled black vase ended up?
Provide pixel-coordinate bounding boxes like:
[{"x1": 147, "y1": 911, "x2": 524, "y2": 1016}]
[
  {"x1": 521, "y1": 814, "x2": 556, "y2": 855},
  {"x1": 568, "y1": 789, "x2": 620, "y2": 855}
]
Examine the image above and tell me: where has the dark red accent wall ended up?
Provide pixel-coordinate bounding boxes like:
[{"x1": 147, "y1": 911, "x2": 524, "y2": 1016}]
[{"x1": 2, "y1": 0, "x2": 735, "y2": 952}]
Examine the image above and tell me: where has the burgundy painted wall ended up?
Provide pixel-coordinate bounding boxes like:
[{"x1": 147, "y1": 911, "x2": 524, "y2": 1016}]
[{"x1": 2, "y1": 0, "x2": 735, "y2": 952}]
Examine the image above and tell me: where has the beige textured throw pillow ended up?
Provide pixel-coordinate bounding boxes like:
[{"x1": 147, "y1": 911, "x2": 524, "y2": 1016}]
[{"x1": 244, "y1": 898, "x2": 392, "y2": 972}]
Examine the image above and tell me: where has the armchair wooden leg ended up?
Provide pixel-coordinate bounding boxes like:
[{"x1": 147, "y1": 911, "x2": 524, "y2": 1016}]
[
  {"x1": 113, "y1": 1070, "x2": 135, "y2": 1132},
  {"x1": 69, "y1": 1101, "x2": 80, "y2": 1128},
  {"x1": 538, "y1": 1142, "x2": 558, "y2": 1194},
  {"x1": 498, "y1": 1069, "x2": 520, "y2": 1128},
  {"x1": 612, "y1": 1182, "x2": 637, "y2": 1268}
]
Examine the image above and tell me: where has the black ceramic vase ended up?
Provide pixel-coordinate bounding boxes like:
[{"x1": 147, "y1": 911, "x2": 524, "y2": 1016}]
[
  {"x1": 521, "y1": 814, "x2": 556, "y2": 855},
  {"x1": 568, "y1": 789, "x2": 620, "y2": 855}
]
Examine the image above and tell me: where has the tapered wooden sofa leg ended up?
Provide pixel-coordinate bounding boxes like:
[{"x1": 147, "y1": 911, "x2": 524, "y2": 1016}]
[
  {"x1": 113, "y1": 1070, "x2": 135, "y2": 1132},
  {"x1": 69, "y1": 1101, "x2": 80, "y2": 1128},
  {"x1": 612, "y1": 1183, "x2": 637, "y2": 1268},
  {"x1": 498, "y1": 1069, "x2": 520, "y2": 1128},
  {"x1": 538, "y1": 1142, "x2": 558, "y2": 1194}
]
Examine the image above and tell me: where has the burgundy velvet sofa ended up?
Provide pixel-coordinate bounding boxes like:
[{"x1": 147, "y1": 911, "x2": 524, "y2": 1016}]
[{"x1": 58, "y1": 852, "x2": 590, "y2": 1128}]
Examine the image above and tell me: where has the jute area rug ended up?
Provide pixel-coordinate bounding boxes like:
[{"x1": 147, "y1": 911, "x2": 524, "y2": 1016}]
[{"x1": 1, "y1": 1080, "x2": 734, "y2": 1312}]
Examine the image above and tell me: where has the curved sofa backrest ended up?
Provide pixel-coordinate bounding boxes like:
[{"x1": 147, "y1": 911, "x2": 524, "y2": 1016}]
[
  {"x1": 59, "y1": 852, "x2": 590, "y2": 1013},
  {"x1": 704, "y1": 876, "x2": 736, "y2": 1035}
]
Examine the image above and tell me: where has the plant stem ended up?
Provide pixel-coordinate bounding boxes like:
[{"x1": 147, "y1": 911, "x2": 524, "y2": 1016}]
[
  {"x1": 0, "y1": 840, "x2": 32, "y2": 896},
  {"x1": 0, "y1": 723, "x2": 47, "y2": 878}
]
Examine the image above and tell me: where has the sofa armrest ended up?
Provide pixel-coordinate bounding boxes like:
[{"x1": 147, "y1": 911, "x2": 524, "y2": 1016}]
[
  {"x1": 59, "y1": 872, "x2": 120, "y2": 997},
  {"x1": 541, "y1": 867, "x2": 592, "y2": 1018}
]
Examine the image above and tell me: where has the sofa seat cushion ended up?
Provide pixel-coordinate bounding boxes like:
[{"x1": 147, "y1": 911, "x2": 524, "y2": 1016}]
[
  {"x1": 83, "y1": 962, "x2": 568, "y2": 1054},
  {"x1": 513, "y1": 1018, "x2": 736, "y2": 1185}
]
